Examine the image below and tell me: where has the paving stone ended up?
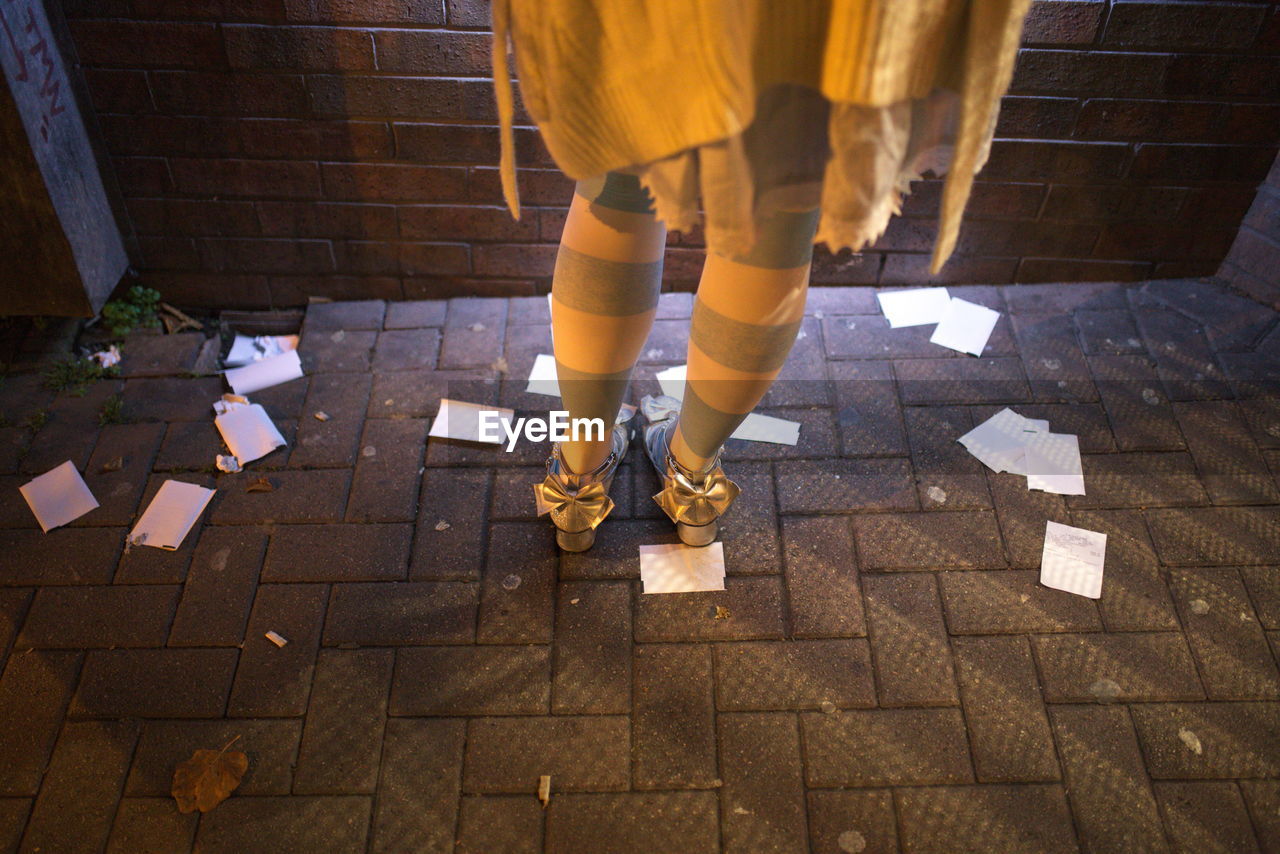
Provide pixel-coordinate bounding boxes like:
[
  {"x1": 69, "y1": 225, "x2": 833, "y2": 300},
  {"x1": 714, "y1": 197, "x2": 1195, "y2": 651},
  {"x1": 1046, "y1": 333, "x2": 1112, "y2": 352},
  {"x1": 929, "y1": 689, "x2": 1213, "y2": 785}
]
[
  {"x1": 1218, "y1": 352, "x2": 1280, "y2": 400},
  {"x1": 106, "y1": 797, "x2": 198, "y2": 854},
  {"x1": 1175, "y1": 400, "x2": 1280, "y2": 505},
  {"x1": 719, "y1": 712, "x2": 808, "y2": 854},
  {"x1": 18, "y1": 402, "x2": 106, "y2": 475},
  {"x1": 895, "y1": 785, "x2": 1077, "y2": 854},
  {"x1": 1088, "y1": 354, "x2": 1186, "y2": 451},
  {"x1": 632, "y1": 643, "x2": 717, "y2": 789},
  {"x1": 781, "y1": 516, "x2": 865, "y2": 637},
  {"x1": 412, "y1": 467, "x2": 490, "y2": 580},
  {"x1": 369, "y1": 367, "x2": 496, "y2": 418},
  {"x1": 211, "y1": 468, "x2": 351, "y2": 524},
  {"x1": 986, "y1": 468, "x2": 1070, "y2": 567},
  {"x1": 0, "y1": 650, "x2": 81, "y2": 796},
  {"x1": 303, "y1": 371, "x2": 373, "y2": 422},
  {"x1": 1148, "y1": 506, "x2": 1280, "y2": 565},
  {"x1": 895, "y1": 358, "x2": 1029, "y2": 405},
  {"x1": 1143, "y1": 279, "x2": 1273, "y2": 347},
  {"x1": 829, "y1": 360, "x2": 909, "y2": 457},
  {"x1": 553, "y1": 581, "x2": 630, "y2": 714},
  {"x1": 125, "y1": 718, "x2": 302, "y2": 796},
  {"x1": 169, "y1": 526, "x2": 266, "y2": 646},
  {"x1": 391, "y1": 645, "x2": 550, "y2": 715},
  {"x1": 863, "y1": 573, "x2": 958, "y2": 706},
  {"x1": 299, "y1": 328, "x2": 377, "y2": 373},
  {"x1": 456, "y1": 796, "x2": 543, "y2": 854},
  {"x1": 72, "y1": 648, "x2": 238, "y2": 718},
  {"x1": 807, "y1": 286, "x2": 878, "y2": 315},
  {"x1": 904, "y1": 406, "x2": 991, "y2": 510},
  {"x1": 1070, "y1": 509, "x2": 1178, "y2": 632},
  {"x1": 0, "y1": 426, "x2": 27, "y2": 474},
  {"x1": 775, "y1": 458, "x2": 916, "y2": 513},
  {"x1": 715, "y1": 639, "x2": 875, "y2": 711},
  {"x1": 546, "y1": 793, "x2": 719, "y2": 854},
  {"x1": 122, "y1": 376, "x2": 226, "y2": 421},
  {"x1": 952, "y1": 636, "x2": 1059, "y2": 782},
  {"x1": 0, "y1": 372, "x2": 55, "y2": 428},
  {"x1": 463, "y1": 716, "x2": 629, "y2": 793},
  {"x1": 1033, "y1": 633, "x2": 1204, "y2": 703},
  {"x1": 347, "y1": 418, "x2": 428, "y2": 521},
  {"x1": 372, "y1": 328, "x2": 441, "y2": 371},
  {"x1": 1170, "y1": 568, "x2": 1280, "y2": 700},
  {"x1": 803, "y1": 708, "x2": 973, "y2": 786},
  {"x1": 195, "y1": 795, "x2": 371, "y2": 854},
  {"x1": 289, "y1": 412, "x2": 364, "y2": 468},
  {"x1": 117, "y1": 332, "x2": 205, "y2": 378},
  {"x1": 263, "y1": 523, "x2": 410, "y2": 582},
  {"x1": 1007, "y1": 281, "x2": 1129, "y2": 314},
  {"x1": 1240, "y1": 566, "x2": 1280, "y2": 629},
  {"x1": 1239, "y1": 396, "x2": 1280, "y2": 451},
  {"x1": 656, "y1": 290, "x2": 696, "y2": 318},
  {"x1": 1153, "y1": 781, "x2": 1259, "y2": 854},
  {"x1": 154, "y1": 420, "x2": 222, "y2": 470},
  {"x1": 939, "y1": 570, "x2": 1102, "y2": 634},
  {"x1": 75, "y1": 421, "x2": 165, "y2": 526},
  {"x1": 440, "y1": 297, "x2": 508, "y2": 369},
  {"x1": 970, "y1": 401, "x2": 1117, "y2": 453},
  {"x1": 1076, "y1": 308, "x2": 1146, "y2": 355},
  {"x1": 323, "y1": 581, "x2": 477, "y2": 646},
  {"x1": 710, "y1": 461, "x2": 781, "y2": 574},
  {"x1": 478, "y1": 521, "x2": 556, "y2": 643},
  {"x1": 228, "y1": 583, "x2": 326, "y2": 717},
  {"x1": 1134, "y1": 308, "x2": 1233, "y2": 400},
  {"x1": 635, "y1": 575, "x2": 784, "y2": 641},
  {"x1": 509, "y1": 293, "x2": 551, "y2": 324},
  {"x1": 1068, "y1": 451, "x2": 1208, "y2": 509},
  {"x1": 17, "y1": 585, "x2": 180, "y2": 648},
  {"x1": 0, "y1": 588, "x2": 30, "y2": 657},
  {"x1": 294, "y1": 648, "x2": 393, "y2": 794},
  {"x1": 635, "y1": 318, "x2": 689, "y2": 364},
  {"x1": 853, "y1": 511, "x2": 1005, "y2": 570},
  {"x1": 1133, "y1": 702, "x2": 1280, "y2": 779},
  {"x1": 1011, "y1": 312, "x2": 1098, "y2": 402},
  {"x1": 19, "y1": 719, "x2": 139, "y2": 854},
  {"x1": 252, "y1": 376, "x2": 310, "y2": 420},
  {"x1": 497, "y1": 322, "x2": 551, "y2": 394},
  {"x1": 560, "y1": 517, "x2": 677, "y2": 580},
  {"x1": 1240, "y1": 780, "x2": 1280, "y2": 854},
  {"x1": 0, "y1": 474, "x2": 38, "y2": 529},
  {"x1": 806, "y1": 790, "x2": 898, "y2": 854},
  {"x1": 304, "y1": 299, "x2": 386, "y2": 331},
  {"x1": 823, "y1": 314, "x2": 956, "y2": 360},
  {"x1": 492, "y1": 464, "x2": 559, "y2": 520}
]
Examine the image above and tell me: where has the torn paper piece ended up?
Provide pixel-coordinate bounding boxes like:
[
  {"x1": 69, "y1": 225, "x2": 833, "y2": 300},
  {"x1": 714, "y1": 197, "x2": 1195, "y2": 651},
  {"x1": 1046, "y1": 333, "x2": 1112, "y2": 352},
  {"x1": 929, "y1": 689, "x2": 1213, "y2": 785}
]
[
  {"x1": 1040, "y1": 520, "x2": 1106, "y2": 598},
  {"x1": 958, "y1": 408, "x2": 1047, "y2": 474},
  {"x1": 525, "y1": 353, "x2": 561, "y2": 397},
  {"x1": 216, "y1": 455, "x2": 242, "y2": 474},
  {"x1": 224, "y1": 349, "x2": 303, "y2": 395},
  {"x1": 212, "y1": 393, "x2": 249, "y2": 417},
  {"x1": 653, "y1": 365, "x2": 800, "y2": 445},
  {"x1": 876, "y1": 287, "x2": 951, "y2": 327},
  {"x1": 929, "y1": 297, "x2": 1001, "y2": 356},
  {"x1": 1025, "y1": 431, "x2": 1085, "y2": 495},
  {"x1": 427, "y1": 398, "x2": 515, "y2": 444},
  {"x1": 89, "y1": 344, "x2": 121, "y2": 368},
  {"x1": 547, "y1": 292, "x2": 554, "y2": 316},
  {"x1": 655, "y1": 364, "x2": 686, "y2": 400},
  {"x1": 639, "y1": 541, "x2": 726, "y2": 594},
  {"x1": 265, "y1": 630, "x2": 288, "y2": 648},
  {"x1": 19, "y1": 461, "x2": 99, "y2": 532},
  {"x1": 130, "y1": 480, "x2": 215, "y2": 550},
  {"x1": 215, "y1": 402, "x2": 285, "y2": 464},
  {"x1": 225, "y1": 334, "x2": 299, "y2": 368}
]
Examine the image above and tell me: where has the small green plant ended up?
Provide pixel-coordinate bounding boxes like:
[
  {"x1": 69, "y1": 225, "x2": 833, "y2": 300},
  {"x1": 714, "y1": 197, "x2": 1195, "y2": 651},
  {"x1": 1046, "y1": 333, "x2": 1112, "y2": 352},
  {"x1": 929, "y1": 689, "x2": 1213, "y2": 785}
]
[
  {"x1": 101, "y1": 285, "x2": 162, "y2": 338},
  {"x1": 23, "y1": 409, "x2": 47, "y2": 432},
  {"x1": 41, "y1": 355, "x2": 117, "y2": 396},
  {"x1": 99, "y1": 393, "x2": 124, "y2": 426}
]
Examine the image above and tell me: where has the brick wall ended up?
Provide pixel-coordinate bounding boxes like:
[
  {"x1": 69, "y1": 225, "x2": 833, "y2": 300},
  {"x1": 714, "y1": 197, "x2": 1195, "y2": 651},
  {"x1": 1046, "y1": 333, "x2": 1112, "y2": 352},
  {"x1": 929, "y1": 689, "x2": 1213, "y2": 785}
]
[
  {"x1": 57, "y1": 0, "x2": 1280, "y2": 308},
  {"x1": 1219, "y1": 151, "x2": 1280, "y2": 308}
]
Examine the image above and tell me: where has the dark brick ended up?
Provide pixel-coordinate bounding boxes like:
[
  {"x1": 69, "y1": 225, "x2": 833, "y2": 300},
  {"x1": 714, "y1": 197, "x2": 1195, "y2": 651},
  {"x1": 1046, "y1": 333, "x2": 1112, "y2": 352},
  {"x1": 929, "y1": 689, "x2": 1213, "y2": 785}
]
[
  {"x1": 81, "y1": 68, "x2": 154, "y2": 113},
  {"x1": 763, "y1": 318, "x2": 830, "y2": 407},
  {"x1": 807, "y1": 790, "x2": 898, "y2": 854},
  {"x1": 776, "y1": 458, "x2": 916, "y2": 514},
  {"x1": 152, "y1": 70, "x2": 309, "y2": 116},
  {"x1": 984, "y1": 140, "x2": 1128, "y2": 181},
  {"x1": 308, "y1": 74, "x2": 463, "y2": 119},
  {"x1": 939, "y1": 569, "x2": 1102, "y2": 634},
  {"x1": 1170, "y1": 568, "x2": 1280, "y2": 701},
  {"x1": 347, "y1": 418, "x2": 428, "y2": 522},
  {"x1": 1070, "y1": 509, "x2": 1178, "y2": 632},
  {"x1": 822, "y1": 313, "x2": 950, "y2": 360},
  {"x1": 781, "y1": 516, "x2": 865, "y2": 638},
  {"x1": 633, "y1": 643, "x2": 717, "y2": 789},
  {"x1": 294, "y1": 648, "x2": 393, "y2": 794},
  {"x1": 412, "y1": 467, "x2": 490, "y2": 580},
  {"x1": 863, "y1": 574, "x2": 958, "y2": 706},
  {"x1": 854, "y1": 511, "x2": 1004, "y2": 570},
  {"x1": 457, "y1": 797, "x2": 542, "y2": 854},
  {"x1": 1132, "y1": 702, "x2": 1280, "y2": 779},
  {"x1": 953, "y1": 636, "x2": 1059, "y2": 783},
  {"x1": 439, "y1": 298, "x2": 509, "y2": 369},
  {"x1": 370, "y1": 329, "x2": 440, "y2": 372},
  {"x1": 1042, "y1": 185, "x2": 1183, "y2": 224},
  {"x1": 374, "y1": 30, "x2": 489, "y2": 74},
  {"x1": 1022, "y1": 0, "x2": 1104, "y2": 43},
  {"x1": 719, "y1": 712, "x2": 808, "y2": 854},
  {"x1": 803, "y1": 708, "x2": 973, "y2": 786},
  {"x1": 905, "y1": 407, "x2": 990, "y2": 510},
  {"x1": 18, "y1": 585, "x2": 179, "y2": 648},
  {"x1": 635, "y1": 576, "x2": 784, "y2": 642},
  {"x1": 169, "y1": 526, "x2": 266, "y2": 646},
  {"x1": 106, "y1": 798, "x2": 198, "y2": 854},
  {"x1": 1070, "y1": 452, "x2": 1207, "y2": 510},
  {"x1": 1075, "y1": 308, "x2": 1144, "y2": 356},
  {"x1": 0, "y1": 527, "x2": 121, "y2": 586},
  {"x1": 1089, "y1": 354, "x2": 1186, "y2": 451},
  {"x1": 228, "y1": 583, "x2": 326, "y2": 716},
  {"x1": 1240, "y1": 566, "x2": 1280, "y2": 630},
  {"x1": 72, "y1": 648, "x2": 237, "y2": 718},
  {"x1": 984, "y1": 468, "x2": 1070, "y2": 568},
  {"x1": 829, "y1": 361, "x2": 908, "y2": 457},
  {"x1": 1148, "y1": 507, "x2": 1280, "y2": 566},
  {"x1": 1033, "y1": 633, "x2": 1203, "y2": 703},
  {"x1": 373, "y1": 367, "x2": 497, "y2": 419},
  {"x1": 75, "y1": 422, "x2": 166, "y2": 527},
  {"x1": 995, "y1": 96, "x2": 1077, "y2": 137},
  {"x1": 117, "y1": 332, "x2": 205, "y2": 378},
  {"x1": 1134, "y1": 309, "x2": 1232, "y2": 401},
  {"x1": 0, "y1": 588, "x2": 29, "y2": 659},
  {"x1": 121, "y1": 376, "x2": 227, "y2": 422},
  {"x1": 895, "y1": 785, "x2": 1076, "y2": 854},
  {"x1": 211, "y1": 469, "x2": 352, "y2": 524},
  {"x1": 1004, "y1": 281, "x2": 1129, "y2": 315},
  {"x1": 299, "y1": 327, "x2": 376, "y2": 373},
  {"x1": 895, "y1": 358, "x2": 1029, "y2": 405},
  {"x1": 194, "y1": 796, "x2": 370, "y2": 854},
  {"x1": 258, "y1": 201, "x2": 395, "y2": 239},
  {"x1": 242, "y1": 118, "x2": 391, "y2": 160},
  {"x1": 715, "y1": 640, "x2": 874, "y2": 712},
  {"x1": 1174, "y1": 401, "x2": 1280, "y2": 505},
  {"x1": 1104, "y1": 2, "x2": 1266, "y2": 50},
  {"x1": 1155, "y1": 782, "x2": 1258, "y2": 854},
  {"x1": 464, "y1": 716, "x2": 629, "y2": 793},
  {"x1": 553, "y1": 581, "x2": 631, "y2": 714},
  {"x1": 723, "y1": 407, "x2": 839, "y2": 463},
  {"x1": 263, "y1": 523, "x2": 410, "y2": 582},
  {"x1": 1241, "y1": 781, "x2": 1280, "y2": 854},
  {"x1": 283, "y1": 0, "x2": 443, "y2": 23},
  {"x1": 1076, "y1": 99, "x2": 1223, "y2": 143},
  {"x1": 1010, "y1": 312, "x2": 1097, "y2": 402},
  {"x1": 546, "y1": 793, "x2": 719, "y2": 854},
  {"x1": 391, "y1": 645, "x2": 548, "y2": 716},
  {"x1": 71, "y1": 19, "x2": 225, "y2": 67},
  {"x1": 289, "y1": 412, "x2": 363, "y2": 468},
  {"x1": 385, "y1": 299, "x2": 448, "y2": 329},
  {"x1": 20, "y1": 720, "x2": 139, "y2": 854},
  {"x1": 1012, "y1": 49, "x2": 1170, "y2": 97},
  {"x1": 477, "y1": 522, "x2": 555, "y2": 643},
  {"x1": 324, "y1": 581, "x2": 477, "y2": 646},
  {"x1": 0, "y1": 651, "x2": 81, "y2": 796},
  {"x1": 322, "y1": 162, "x2": 467, "y2": 202},
  {"x1": 224, "y1": 23, "x2": 373, "y2": 70}
]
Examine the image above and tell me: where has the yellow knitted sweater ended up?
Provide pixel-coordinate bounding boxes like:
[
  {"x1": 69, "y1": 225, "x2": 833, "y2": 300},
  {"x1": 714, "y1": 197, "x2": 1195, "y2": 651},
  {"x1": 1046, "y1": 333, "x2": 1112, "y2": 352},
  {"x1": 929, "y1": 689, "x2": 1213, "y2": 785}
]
[{"x1": 491, "y1": 0, "x2": 1031, "y2": 273}]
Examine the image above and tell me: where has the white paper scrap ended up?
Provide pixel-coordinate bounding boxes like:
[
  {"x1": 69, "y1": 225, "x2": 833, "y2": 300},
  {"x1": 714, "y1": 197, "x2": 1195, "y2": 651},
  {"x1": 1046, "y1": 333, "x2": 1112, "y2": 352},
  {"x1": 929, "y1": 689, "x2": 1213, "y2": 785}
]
[
  {"x1": 225, "y1": 334, "x2": 299, "y2": 368},
  {"x1": 224, "y1": 349, "x2": 303, "y2": 395},
  {"x1": 130, "y1": 480, "x2": 215, "y2": 550},
  {"x1": 654, "y1": 364, "x2": 799, "y2": 446},
  {"x1": 876, "y1": 287, "x2": 952, "y2": 327},
  {"x1": 1040, "y1": 520, "x2": 1106, "y2": 598},
  {"x1": 639, "y1": 541, "x2": 726, "y2": 594},
  {"x1": 958, "y1": 408, "x2": 1045, "y2": 474},
  {"x1": 19, "y1": 461, "x2": 99, "y2": 532},
  {"x1": 655, "y1": 364, "x2": 686, "y2": 400},
  {"x1": 1025, "y1": 431, "x2": 1086, "y2": 495},
  {"x1": 214, "y1": 402, "x2": 286, "y2": 464},
  {"x1": 427, "y1": 398, "x2": 515, "y2": 444},
  {"x1": 929, "y1": 297, "x2": 1001, "y2": 356},
  {"x1": 525, "y1": 353, "x2": 561, "y2": 397}
]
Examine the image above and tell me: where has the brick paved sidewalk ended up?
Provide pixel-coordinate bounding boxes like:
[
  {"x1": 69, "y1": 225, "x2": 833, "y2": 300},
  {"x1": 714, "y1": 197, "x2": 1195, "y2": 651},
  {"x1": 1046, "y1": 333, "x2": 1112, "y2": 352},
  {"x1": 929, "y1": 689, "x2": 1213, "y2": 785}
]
[{"x1": 0, "y1": 278, "x2": 1278, "y2": 853}]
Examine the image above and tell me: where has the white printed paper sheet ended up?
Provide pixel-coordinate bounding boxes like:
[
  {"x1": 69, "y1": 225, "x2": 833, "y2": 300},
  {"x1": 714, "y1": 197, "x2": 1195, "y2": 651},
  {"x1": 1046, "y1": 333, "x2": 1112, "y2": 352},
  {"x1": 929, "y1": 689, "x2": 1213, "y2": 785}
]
[
  {"x1": 19, "y1": 461, "x2": 99, "y2": 532},
  {"x1": 639, "y1": 542, "x2": 726, "y2": 594},
  {"x1": 1040, "y1": 520, "x2": 1106, "y2": 598},
  {"x1": 130, "y1": 480, "x2": 215, "y2": 550}
]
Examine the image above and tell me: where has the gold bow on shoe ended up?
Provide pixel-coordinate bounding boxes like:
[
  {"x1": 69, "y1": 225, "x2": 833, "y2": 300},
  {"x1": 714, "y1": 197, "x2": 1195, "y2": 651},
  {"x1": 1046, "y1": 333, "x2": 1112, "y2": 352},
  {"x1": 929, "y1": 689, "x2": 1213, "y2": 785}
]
[
  {"x1": 534, "y1": 476, "x2": 615, "y2": 533},
  {"x1": 653, "y1": 465, "x2": 740, "y2": 527}
]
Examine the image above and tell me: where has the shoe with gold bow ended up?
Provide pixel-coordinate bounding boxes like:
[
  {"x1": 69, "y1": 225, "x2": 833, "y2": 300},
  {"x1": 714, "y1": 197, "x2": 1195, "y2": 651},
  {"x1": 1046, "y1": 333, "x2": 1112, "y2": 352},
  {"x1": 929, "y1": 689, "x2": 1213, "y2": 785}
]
[
  {"x1": 533, "y1": 408, "x2": 635, "y2": 552},
  {"x1": 640, "y1": 394, "x2": 741, "y2": 547}
]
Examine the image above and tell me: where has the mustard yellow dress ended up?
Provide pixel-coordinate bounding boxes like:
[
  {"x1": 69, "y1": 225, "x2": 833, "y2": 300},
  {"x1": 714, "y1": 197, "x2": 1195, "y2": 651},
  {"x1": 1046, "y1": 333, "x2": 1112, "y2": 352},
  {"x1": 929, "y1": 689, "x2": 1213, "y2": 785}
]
[{"x1": 490, "y1": 0, "x2": 1032, "y2": 273}]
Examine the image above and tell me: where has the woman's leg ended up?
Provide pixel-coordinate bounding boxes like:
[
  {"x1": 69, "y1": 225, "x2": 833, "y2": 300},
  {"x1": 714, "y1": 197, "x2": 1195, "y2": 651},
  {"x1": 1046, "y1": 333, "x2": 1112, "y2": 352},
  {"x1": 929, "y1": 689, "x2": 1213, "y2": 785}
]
[
  {"x1": 552, "y1": 172, "x2": 666, "y2": 473},
  {"x1": 670, "y1": 208, "x2": 821, "y2": 470}
]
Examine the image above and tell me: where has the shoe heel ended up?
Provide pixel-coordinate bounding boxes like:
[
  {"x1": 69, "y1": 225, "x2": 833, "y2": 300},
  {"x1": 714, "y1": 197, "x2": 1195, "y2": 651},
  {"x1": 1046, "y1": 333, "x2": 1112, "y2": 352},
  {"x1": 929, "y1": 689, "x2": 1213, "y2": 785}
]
[
  {"x1": 556, "y1": 527, "x2": 596, "y2": 552},
  {"x1": 677, "y1": 520, "x2": 717, "y2": 547}
]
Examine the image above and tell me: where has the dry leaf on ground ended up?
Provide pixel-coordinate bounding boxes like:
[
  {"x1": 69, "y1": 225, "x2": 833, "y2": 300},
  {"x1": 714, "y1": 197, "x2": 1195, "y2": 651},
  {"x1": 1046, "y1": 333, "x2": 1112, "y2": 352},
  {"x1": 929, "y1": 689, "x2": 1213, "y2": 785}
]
[
  {"x1": 246, "y1": 477, "x2": 274, "y2": 493},
  {"x1": 171, "y1": 735, "x2": 248, "y2": 813}
]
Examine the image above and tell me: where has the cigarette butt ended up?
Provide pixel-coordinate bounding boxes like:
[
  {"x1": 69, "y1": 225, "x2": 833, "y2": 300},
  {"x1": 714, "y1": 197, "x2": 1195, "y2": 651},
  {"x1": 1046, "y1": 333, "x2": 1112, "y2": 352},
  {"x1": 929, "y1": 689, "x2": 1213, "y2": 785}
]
[
  {"x1": 537, "y1": 774, "x2": 551, "y2": 808},
  {"x1": 265, "y1": 630, "x2": 288, "y2": 647}
]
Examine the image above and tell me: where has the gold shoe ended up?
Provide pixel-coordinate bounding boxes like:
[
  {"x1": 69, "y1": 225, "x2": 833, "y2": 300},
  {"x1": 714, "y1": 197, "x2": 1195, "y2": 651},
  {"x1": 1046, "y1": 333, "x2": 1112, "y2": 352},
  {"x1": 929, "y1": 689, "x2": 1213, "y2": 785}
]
[
  {"x1": 640, "y1": 394, "x2": 740, "y2": 547},
  {"x1": 533, "y1": 408, "x2": 634, "y2": 552}
]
